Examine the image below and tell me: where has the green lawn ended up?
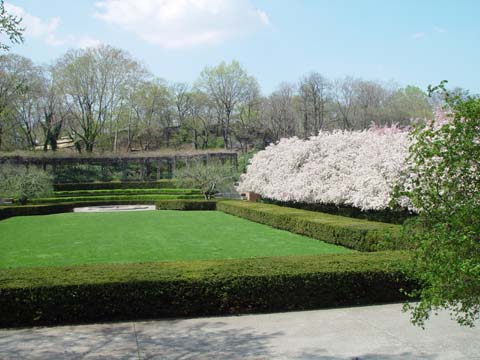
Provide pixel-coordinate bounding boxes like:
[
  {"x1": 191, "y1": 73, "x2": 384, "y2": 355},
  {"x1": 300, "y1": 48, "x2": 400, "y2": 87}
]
[{"x1": 0, "y1": 211, "x2": 352, "y2": 268}]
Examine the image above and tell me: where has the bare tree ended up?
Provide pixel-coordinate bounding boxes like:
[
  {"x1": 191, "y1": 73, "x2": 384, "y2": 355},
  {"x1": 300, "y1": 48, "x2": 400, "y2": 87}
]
[
  {"x1": 264, "y1": 83, "x2": 298, "y2": 141},
  {"x1": 232, "y1": 80, "x2": 261, "y2": 152},
  {"x1": 171, "y1": 82, "x2": 192, "y2": 126},
  {"x1": 354, "y1": 80, "x2": 393, "y2": 128},
  {"x1": 299, "y1": 72, "x2": 331, "y2": 137},
  {"x1": 13, "y1": 60, "x2": 44, "y2": 149},
  {"x1": 332, "y1": 76, "x2": 359, "y2": 129},
  {"x1": 37, "y1": 66, "x2": 74, "y2": 151},
  {"x1": 0, "y1": 54, "x2": 30, "y2": 150}
]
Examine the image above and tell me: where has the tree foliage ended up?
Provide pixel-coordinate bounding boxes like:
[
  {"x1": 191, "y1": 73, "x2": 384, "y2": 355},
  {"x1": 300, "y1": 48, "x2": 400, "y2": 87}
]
[
  {"x1": 0, "y1": 50, "x2": 435, "y2": 153},
  {"x1": 400, "y1": 81, "x2": 480, "y2": 327},
  {"x1": 0, "y1": 0, "x2": 23, "y2": 52},
  {"x1": 195, "y1": 60, "x2": 260, "y2": 149}
]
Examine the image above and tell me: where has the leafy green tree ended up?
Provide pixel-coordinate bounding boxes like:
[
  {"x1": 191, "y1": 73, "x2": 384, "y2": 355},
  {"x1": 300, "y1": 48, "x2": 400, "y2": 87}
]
[
  {"x1": 196, "y1": 60, "x2": 259, "y2": 149},
  {"x1": 0, "y1": 165, "x2": 53, "y2": 204},
  {"x1": 385, "y1": 86, "x2": 433, "y2": 126},
  {"x1": 174, "y1": 160, "x2": 237, "y2": 200},
  {"x1": 54, "y1": 45, "x2": 146, "y2": 152},
  {"x1": 400, "y1": 81, "x2": 480, "y2": 327},
  {"x1": 0, "y1": 0, "x2": 23, "y2": 52}
]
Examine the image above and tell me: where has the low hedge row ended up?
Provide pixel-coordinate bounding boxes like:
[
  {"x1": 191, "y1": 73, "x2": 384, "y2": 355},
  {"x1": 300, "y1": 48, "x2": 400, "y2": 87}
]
[
  {"x1": 262, "y1": 199, "x2": 414, "y2": 225},
  {"x1": 30, "y1": 194, "x2": 204, "y2": 204},
  {"x1": 0, "y1": 251, "x2": 414, "y2": 327},
  {"x1": 53, "y1": 188, "x2": 200, "y2": 197},
  {"x1": 217, "y1": 201, "x2": 403, "y2": 251},
  {"x1": 0, "y1": 200, "x2": 216, "y2": 220},
  {"x1": 155, "y1": 199, "x2": 217, "y2": 210},
  {"x1": 53, "y1": 180, "x2": 179, "y2": 191},
  {"x1": 0, "y1": 201, "x2": 154, "y2": 220}
]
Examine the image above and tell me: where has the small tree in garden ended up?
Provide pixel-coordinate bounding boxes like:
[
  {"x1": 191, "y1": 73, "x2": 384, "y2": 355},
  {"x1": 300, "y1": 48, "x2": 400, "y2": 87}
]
[
  {"x1": 174, "y1": 160, "x2": 237, "y2": 200},
  {"x1": 400, "y1": 81, "x2": 480, "y2": 327},
  {"x1": 0, "y1": 165, "x2": 53, "y2": 204}
]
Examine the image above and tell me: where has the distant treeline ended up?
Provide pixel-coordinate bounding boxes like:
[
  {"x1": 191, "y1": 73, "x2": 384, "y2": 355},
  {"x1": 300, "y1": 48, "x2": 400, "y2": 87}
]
[{"x1": 0, "y1": 45, "x2": 445, "y2": 153}]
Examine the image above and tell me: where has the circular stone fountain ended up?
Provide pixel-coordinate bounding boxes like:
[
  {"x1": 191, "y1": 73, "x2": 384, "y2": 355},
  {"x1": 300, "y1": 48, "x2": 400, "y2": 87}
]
[{"x1": 73, "y1": 205, "x2": 156, "y2": 213}]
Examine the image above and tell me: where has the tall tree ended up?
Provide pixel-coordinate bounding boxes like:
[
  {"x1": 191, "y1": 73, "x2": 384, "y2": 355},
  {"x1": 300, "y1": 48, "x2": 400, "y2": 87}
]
[
  {"x1": 264, "y1": 83, "x2": 298, "y2": 141},
  {"x1": 233, "y1": 82, "x2": 261, "y2": 152},
  {"x1": 186, "y1": 91, "x2": 216, "y2": 150},
  {"x1": 54, "y1": 45, "x2": 144, "y2": 152},
  {"x1": 38, "y1": 66, "x2": 70, "y2": 151},
  {"x1": 171, "y1": 82, "x2": 192, "y2": 127},
  {"x1": 196, "y1": 60, "x2": 258, "y2": 149},
  {"x1": 128, "y1": 78, "x2": 172, "y2": 151},
  {"x1": 332, "y1": 76, "x2": 359, "y2": 130},
  {"x1": 299, "y1": 72, "x2": 331, "y2": 137},
  {"x1": 385, "y1": 86, "x2": 433, "y2": 126},
  {"x1": 12, "y1": 58, "x2": 44, "y2": 149},
  {"x1": 0, "y1": 54, "x2": 36, "y2": 150}
]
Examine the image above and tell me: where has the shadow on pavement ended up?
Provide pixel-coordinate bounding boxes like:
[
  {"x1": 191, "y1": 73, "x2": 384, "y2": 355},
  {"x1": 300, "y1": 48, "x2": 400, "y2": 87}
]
[{"x1": 135, "y1": 320, "x2": 284, "y2": 359}]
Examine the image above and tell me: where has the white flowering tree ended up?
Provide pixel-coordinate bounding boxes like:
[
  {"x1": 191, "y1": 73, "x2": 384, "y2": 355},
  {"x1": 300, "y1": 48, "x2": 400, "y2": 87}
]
[{"x1": 238, "y1": 125, "x2": 411, "y2": 211}]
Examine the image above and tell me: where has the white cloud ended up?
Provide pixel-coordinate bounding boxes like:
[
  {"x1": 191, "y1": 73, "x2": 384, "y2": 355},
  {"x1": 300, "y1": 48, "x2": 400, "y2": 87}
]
[
  {"x1": 434, "y1": 26, "x2": 447, "y2": 34},
  {"x1": 94, "y1": 0, "x2": 270, "y2": 49},
  {"x1": 412, "y1": 32, "x2": 426, "y2": 39},
  {"x1": 5, "y1": 2, "x2": 65, "y2": 46},
  {"x1": 78, "y1": 36, "x2": 103, "y2": 49},
  {"x1": 4, "y1": 3, "x2": 102, "y2": 49}
]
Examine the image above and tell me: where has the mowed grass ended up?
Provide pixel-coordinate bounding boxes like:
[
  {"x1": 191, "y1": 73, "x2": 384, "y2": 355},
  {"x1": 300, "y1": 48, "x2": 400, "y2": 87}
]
[{"x1": 0, "y1": 211, "x2": 352, "y2": 268}]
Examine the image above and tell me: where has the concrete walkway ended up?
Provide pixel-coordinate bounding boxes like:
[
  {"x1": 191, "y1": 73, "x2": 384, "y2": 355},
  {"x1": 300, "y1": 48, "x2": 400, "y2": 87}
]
[{"x1": 0, "y1": 303, "x2": 479, "y2": 359}]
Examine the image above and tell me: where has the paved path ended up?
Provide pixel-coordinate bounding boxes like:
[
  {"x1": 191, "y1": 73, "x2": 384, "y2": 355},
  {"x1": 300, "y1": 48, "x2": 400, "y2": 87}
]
[{"x1": 0, "y1": 303, "x2": 479, "y2": 359}]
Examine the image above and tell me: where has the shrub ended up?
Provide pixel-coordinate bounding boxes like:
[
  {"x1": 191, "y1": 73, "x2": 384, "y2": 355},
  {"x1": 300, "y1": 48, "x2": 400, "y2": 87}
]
[
  {"x1": 217, "y1": 200, "x2": 403, "y2": 251},
  {"x1": 0, "y1": 251, "x2": 414, "y2": 327},
  {"x1": 0, "y1": 165, "x2": 53, "y2": 204},
  {"x1": 174, "y1": 160, "x2": 237, "y2": 199}
]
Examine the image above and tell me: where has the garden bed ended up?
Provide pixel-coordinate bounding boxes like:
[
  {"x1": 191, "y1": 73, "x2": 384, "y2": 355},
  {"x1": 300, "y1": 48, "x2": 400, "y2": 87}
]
[{"x1": 0, "y1": 200, "x2": 414, "y2": 327}]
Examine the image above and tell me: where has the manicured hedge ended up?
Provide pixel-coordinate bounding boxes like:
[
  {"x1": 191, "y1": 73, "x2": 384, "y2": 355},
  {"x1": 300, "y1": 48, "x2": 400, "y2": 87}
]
[
  {"x1": 155, "y1": 199, "x2": 217, "y2": 210},
  {"x1": 53, "y1": 188, "x2": 201, "y2": 197},
  {"x1": 217, "y1": 201, "x2": 403, "y2": 251},
  {"x1": 29, "y1": 194, "x2": 204, "y2": 204},
  {"x1": 0, "y1": 251, "x2": 414, "y2": 327},
  {"x1": 53, "y1": 180, "x2": 179, "y2": 191},
  {"x1": 0, "y1": 200, "x2": 216, "y2": 220},
  {"x1": 0, "y1": 201, "x2": 154, "y2": 220},
  {"x1": 263, "y1": 199, "x2": 414, "y2": 225}
]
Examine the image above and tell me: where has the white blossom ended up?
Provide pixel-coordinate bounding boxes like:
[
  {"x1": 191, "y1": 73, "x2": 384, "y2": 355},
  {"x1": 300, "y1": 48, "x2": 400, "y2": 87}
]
[{"x1": 238, "y1": 127, "x2": 412, "y2": 211}]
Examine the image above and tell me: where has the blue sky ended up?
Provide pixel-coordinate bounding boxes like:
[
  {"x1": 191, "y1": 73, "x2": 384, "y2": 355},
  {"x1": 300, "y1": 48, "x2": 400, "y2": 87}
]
[{"x1": 5, "y1": 0, "x2": 479, "y2": 94}]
